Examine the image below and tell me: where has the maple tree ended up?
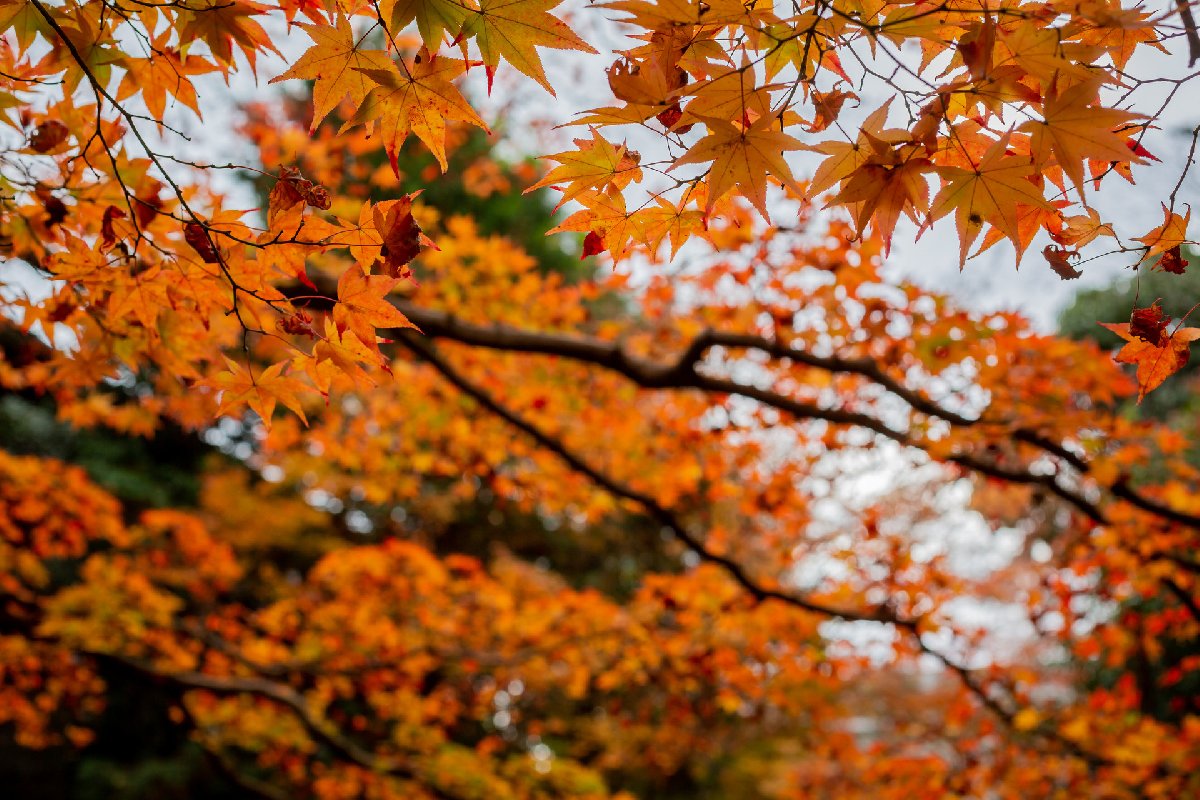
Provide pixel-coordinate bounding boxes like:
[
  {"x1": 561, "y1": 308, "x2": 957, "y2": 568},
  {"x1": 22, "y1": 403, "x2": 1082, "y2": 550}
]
[{"x1": 2, "y1": 0, "x2": 1200, "y2": 797}]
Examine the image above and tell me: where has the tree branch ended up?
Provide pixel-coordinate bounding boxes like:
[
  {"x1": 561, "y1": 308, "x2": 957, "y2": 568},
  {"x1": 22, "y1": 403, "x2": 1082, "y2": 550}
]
[
  {"x1": 396, "y1": 331, "x2": 1123, "y2": 771},
  {"x1": 88, "y1": 651, "x2": 452, "y2": 798},
  {"x1": 390, "y1": 303, "x2": 1200, "y2": 533}
]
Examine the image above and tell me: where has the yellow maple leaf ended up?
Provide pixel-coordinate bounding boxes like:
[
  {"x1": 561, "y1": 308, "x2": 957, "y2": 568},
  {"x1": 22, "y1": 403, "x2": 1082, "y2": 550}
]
[
  {"x1": 525, "y1": 128, "x2": 642, "y2": 209},
  {"x1": 381, "y1": 0, "x2": 474, "y2": 49},
  {"x1": 210, "y1": 358, "x2": 308, "y2": 425},
  {"x1": 928, "y1": 134, "x2": 1054, "y2": 265},
  {"x1": 332, "y1": 263, "x2": 418, "y2": 354},
  {"x1": 269, "y1": 16, "x2": 394, "y2": 131},
  {"x1": 671, "y1": 115, "x2": 804, "y2": 218},
  {"x1": 307, "y1": 318, "x2": 380, "y2": 393},
  {"x1": 1134, "y1": 203, "x2": 1192, "y2": 263},
  {"x1": 460, "y1": 0, "x2": 598, "y2": 93},
  {"x1": 345, "y1": 48, "x2": 488, "y2": 172}
]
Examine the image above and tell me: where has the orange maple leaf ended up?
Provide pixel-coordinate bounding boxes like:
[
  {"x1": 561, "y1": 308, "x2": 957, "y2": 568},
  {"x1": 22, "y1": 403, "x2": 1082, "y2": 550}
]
[
  {"x1": 671, "y1": 115, "x2": 804, "y2": 218},
  {"x1": 1100, "y1": 322, "x2": 1200, "y2": 402},
  {"x1": 928, "y1": 134, "x2": 1054, "y2": 265},
  {"x1": 834, "y1": 132, "x2": 932, "y2": 251},
  {"x1": 333, "y1": 263, "x2": 418, "y2": 356},
  {"x1": 345, "y1": 49, "x2": 488, "y2": 173},
  {"x1": 1134, "y1": 203, "x2": 1192, "y2": 265},
  {"x1": 550, "y1": 190, "x2": 640, "y2": 259},
  {"x1": 177, "y1": 0, "x2": 280, "y2": 71},
  {"x1": 269, "y1": 16, "x2": 394, "y2": 131},
  {"x1": 210, "y1": 358, "x2": 308, "y2": 425},
  {"x1": 460, "y1": 0, "x2": 598, "y2": 93},
  {"x1": 1021, "y1": 79, "x2": 1143, "y2": 196},
  {"x1": 525, "y1": 128, "x2": 642, "y2": 209},
  {"x1": 116, "y1": 32, "x2": 216, "y2": 121}
]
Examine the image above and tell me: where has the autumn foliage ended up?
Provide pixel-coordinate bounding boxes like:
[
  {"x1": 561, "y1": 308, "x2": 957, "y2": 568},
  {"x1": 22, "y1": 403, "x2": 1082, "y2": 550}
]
[{"x1": 1, "y1": 0, "x2": 1200, "y2": 797}]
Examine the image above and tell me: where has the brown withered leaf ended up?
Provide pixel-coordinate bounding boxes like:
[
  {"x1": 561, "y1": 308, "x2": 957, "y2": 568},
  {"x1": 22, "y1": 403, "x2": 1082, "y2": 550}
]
[
  {"x1": 372, "y1": 193, "x2": 432, "y2": 279},
  {"x1": 35, "y1": 184, "x2": 67, "y2": 227},
  {"x1": 184, "y1": 222, "x2": 220, "y2": 263},
  {"x1": 1043, "y1": 245, "x2": 1082, "y2": 280},
  {"x1": 269, "y1": 166, "x2": 332, "y2": 227},
  {"x1": 1160, "y1": 245, "x2": 1189, "y2": 274},
  {"x1": 1129, "y1": 301, "x2": 1169, "y2": 345},
  {"x1": 100, "y1": 206, "x2": 127, "y2": 252},
  {"x1": 29, "y1": 120, "x2": 68, "y2": 153},
  {"x1": 806, "y1": 88, "x2": 857, "y2": 133}
]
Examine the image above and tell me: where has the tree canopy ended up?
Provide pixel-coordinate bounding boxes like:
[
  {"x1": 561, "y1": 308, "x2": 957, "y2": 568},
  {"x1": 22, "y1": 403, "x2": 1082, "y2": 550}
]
[{"x1": 1, "y1": 0, "x2": 1200, "y2": 798}]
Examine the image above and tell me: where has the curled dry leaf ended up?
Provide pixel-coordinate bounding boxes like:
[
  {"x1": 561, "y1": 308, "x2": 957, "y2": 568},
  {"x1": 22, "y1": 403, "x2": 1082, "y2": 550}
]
[
  {"x1": 1159, "y1": 245, "x2": 1189, "y2": 274},
  {"x1": 1129, "y1": 301, "x2": 1169, "y2": 345},
  {"x1": 1043, "y1": 244, "x2": 1082, "y2": 280}
]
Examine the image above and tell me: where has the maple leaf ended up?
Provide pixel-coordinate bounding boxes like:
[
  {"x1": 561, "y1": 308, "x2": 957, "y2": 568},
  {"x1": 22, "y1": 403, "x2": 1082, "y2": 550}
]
[
  {"x1": 1130, "y1": 302, "x2": 1169, "y2": 345},
  {"x1": 337, "y1": 197, "x2": 432, "y2": 276},
  {"x1": 1101, "y1": 322, "x2": 1200, "y2": 402},
  {"x1": 805, "y1": 88, "x2": 856, "y2": 133},
  {"x1": 306, "y1": 318, "x2": 380, "y2": 392},
  {"x1": 834, "y1": 132, "x2": 933, "y2": 250},
  {"x1": 116, "y1": 31, "x2": 216, "y2": 122},
  {"x1": 381, "y1": 0, "x2": 473, "y2": 49},
  {"x1": 679, "y1": 66, "x2": 781, "y2": 127},
  {"x1": 975, "y1": 201, "x2": 1068, "y2": 264},
  {"x1": 210, "y1": 358, "x2": 308, "y2": 425},
  {"x1": 1021, "y1": 79, "x2": 1143, "y2": 195},
  {"x1": 29, "y1": 120, "x2": 68, "y2": 153},
  {"x1": 928, "y1": 134, "x2": 1054, "y2": 265},
  {"x1": 177, "y1": 0, "x2": 280, "y2": 71},
  {"x1": 1159, "y1": 246, "x2": 1189, "y2": 274},
  {"x1": 345, "y1": 49, "x2": 488, "y2": 173},
  {"x1": 956, "y1": 19, "x2": 996, "y2": 82},
  {"x1": 460, "y1": 0, "x2": 598, "y2": 93},
  {"x1": 671, "y1": 115, "x2": 804, "y2": 218},
  {"x1": 1077, "y1": 3, "x2": 1168, "y2": 70},
  {"x1": 99, "y1": 205, "x2": 127, "y2": 252},
  {"x1": 373, "y1": 194, "x2": 433, "y2": 278},
  {"x1": 1134, "y1": 203, "x2": 1192, "y2": 265},
  {"x1": 634, "y1": 195, "x2": 704, "y2": 257},
  {"x1": 1043, "y1": 244, "x2": 1082, "y2": 280},
  {"x1": 1051, "y1": 206, "x2": 1115, "y2": 248},
  {"x1": 107, "y1": 264, "x2": 170, "y2": 332},
  {"x1": 269, "y1": 16, "x2": 394, "y2": 131},
  {"x1": 332, "y1": 263, "x2": 418, "y2": 355},
  {"x1": 550, "y1": 190, "x2": 640, "y2": 259},
  {"x1": 267, "y1": 166, "x2": 329, "y2": 232},
  {"x1": 525, "y1": 128, "x2": 642, "y2": 209},
  {"x1": 761, "y1": 17, "x2": 847, "y2": 82},
  {"x1": 806, "y1": 102, "x2": 906, "y2": 196},
  {"x1": 606, "y1": 57, "x2": 677, "y2": 109},
  {"x1": 996, "y1": 25, "x2": 1098, "y2": 83},
  {"x1": 183, "y1": 222, "x2": 220, "y2": 264}
]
